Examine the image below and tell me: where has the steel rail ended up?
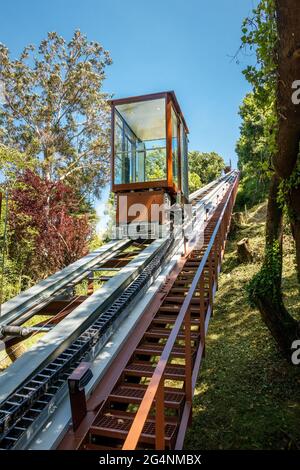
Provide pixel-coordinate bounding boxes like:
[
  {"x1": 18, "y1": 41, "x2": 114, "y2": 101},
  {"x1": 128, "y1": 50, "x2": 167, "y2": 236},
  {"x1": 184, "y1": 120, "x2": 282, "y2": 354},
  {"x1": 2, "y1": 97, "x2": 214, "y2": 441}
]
[
  {"x1": 0, "y1": 239, "x2": 166, "y2": 402},
  {"x1": 0, "y1": 238, "x2": 131, "y2": 327},
  {"x1": 0, "y1": 237, "x2": 174, "y2": 448},
  {"x1": 56, "y1": 178, "x2": 230, "y2": 451},
  {"x1": 182, "y1": 172, "x2": 235, "y2": 256},
  {"x1": 188, "y1": 170, "x2": 234, "y2": 202},
  {"x1": 122, "y1": 171, "x2": 239, "y2": 450},
  {"x1": 2, "y1": 175, "x2": 225, "y2": 392},
  {"x1": 172, "y1": 172, "x2": 234, "y2": 247},
  {"x1": 2, "y1": 173, "x2": 237, "y2": 448}
]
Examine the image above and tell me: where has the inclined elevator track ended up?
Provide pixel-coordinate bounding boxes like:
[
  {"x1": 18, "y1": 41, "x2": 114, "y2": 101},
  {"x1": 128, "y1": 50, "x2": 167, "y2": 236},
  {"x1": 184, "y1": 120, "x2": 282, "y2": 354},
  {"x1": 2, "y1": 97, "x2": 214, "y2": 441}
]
[
  {"x1": 67, "y1": 181, "x2": 237, "y2": 451},
  {"x1": 0, "y1": 239, "x2": 151, "y2": 363},
  {"x1": 81, "y1": 224, "x2": 216, "y2": 449},
  {"x1": 0, "y1": 173, "x2": 237, "y2": 450},
  {"x1": 0, "y1": 242, "x2": 176, "y2": 449}
]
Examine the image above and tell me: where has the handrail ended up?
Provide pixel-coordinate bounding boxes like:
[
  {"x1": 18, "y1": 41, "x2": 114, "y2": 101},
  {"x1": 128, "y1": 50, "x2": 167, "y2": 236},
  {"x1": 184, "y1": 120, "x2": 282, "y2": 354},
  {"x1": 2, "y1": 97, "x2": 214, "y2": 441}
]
[{"x1": 122, "y1": 172, "x2": 239, "y2": 450}]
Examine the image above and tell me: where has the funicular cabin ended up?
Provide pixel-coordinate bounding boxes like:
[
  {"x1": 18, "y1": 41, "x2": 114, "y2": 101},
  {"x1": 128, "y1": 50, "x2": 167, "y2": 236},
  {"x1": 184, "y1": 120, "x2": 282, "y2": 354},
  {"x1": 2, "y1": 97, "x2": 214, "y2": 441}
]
[{"x1": 109, "y1": 91, "x2": 189, "y2": 228}]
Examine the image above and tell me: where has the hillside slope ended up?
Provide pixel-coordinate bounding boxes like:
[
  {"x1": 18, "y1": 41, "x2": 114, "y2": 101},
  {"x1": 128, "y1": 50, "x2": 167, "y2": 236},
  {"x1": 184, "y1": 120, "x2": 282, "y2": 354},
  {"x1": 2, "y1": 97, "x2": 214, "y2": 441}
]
[{"x1": 184, "y1": 202, "x2": 300, "y2": 450}]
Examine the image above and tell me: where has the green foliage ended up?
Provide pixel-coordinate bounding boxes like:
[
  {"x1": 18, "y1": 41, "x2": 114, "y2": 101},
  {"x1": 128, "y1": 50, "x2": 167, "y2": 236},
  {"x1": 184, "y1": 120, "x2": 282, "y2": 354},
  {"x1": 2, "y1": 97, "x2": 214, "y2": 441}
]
[
  {"x1": 241, "y1": 0, "x2": 277, "y2": 105},
  {"x1": 236, "y1": 93, "x2": 276, "y2": 177},
  {"x1": 145, "y1": 148, "x2": 166, "y2": 180},
  {"x1": 188, "y1": 172, "x2": 202, "y2": 193},
  {"x1": 0, "y1": 193, "x2": 34, "y2": 301},
  {"x1": 235, "y1": 175, "x2": 269, "y2": 211},
  {"x1": 0, "y1": 30, "x2": 112, "y2": 198},
  {"x1": 0, "y1": 258, "x2": 26, "y2": 301},
  {"x1": 277, "y1": 150, "x2": 300, "y2": 217},
  {"x1": 185, "y1": 204, "x2": 300, "y2": 449},
  {"x1": 247, "y1": 241, "x2": 282, "y2": 306},
  {"x1": 236, "y1": 0, "x2": 277, "y2": 208},
  {"x1": 0, "y1": 30, "x2": 110, "y2": 300},
  {"x1": 0, "y1": 144, "x2": 36, "y2": 183},
  {"x1": 89, "y1": 233, "x2": 104, "y2": 251},
  {"x1": 188, "y1": 151, "x2": 225, "y2": 192}
]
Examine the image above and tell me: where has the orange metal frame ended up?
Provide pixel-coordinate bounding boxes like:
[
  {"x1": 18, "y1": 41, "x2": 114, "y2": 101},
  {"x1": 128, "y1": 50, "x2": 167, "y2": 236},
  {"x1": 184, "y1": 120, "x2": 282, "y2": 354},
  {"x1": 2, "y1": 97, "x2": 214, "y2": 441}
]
[
  {"x1": 122, "y1": 175, "x2": 239, "y2": 450},
  {"x1": 58, "y1": 174, "x2": 239, "y2": 451}
]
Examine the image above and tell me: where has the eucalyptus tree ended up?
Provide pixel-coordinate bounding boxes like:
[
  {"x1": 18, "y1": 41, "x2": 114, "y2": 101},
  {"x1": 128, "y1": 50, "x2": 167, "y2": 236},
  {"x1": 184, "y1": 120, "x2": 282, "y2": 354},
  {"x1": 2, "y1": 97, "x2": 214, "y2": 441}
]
[{"x1": 0, "y1": 30, "x2": 112, "y2": 197}]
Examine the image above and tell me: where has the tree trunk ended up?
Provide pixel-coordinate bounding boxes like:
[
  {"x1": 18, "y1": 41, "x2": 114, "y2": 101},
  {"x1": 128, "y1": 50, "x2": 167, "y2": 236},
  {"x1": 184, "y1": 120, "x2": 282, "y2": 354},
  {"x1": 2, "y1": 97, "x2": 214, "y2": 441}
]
[
  {"x1": 274, "y1": 0, "x2": 300, "y2": 279},
  {"x1": 230, "y1": 212, "x2": 244, "y2": 234},
  {"x1": 289, "y1": 186, "x2": 300, "y2": 284},
  {"x1": 265, "y1": 175, "x2": 283, "y2": 268},
  {"x1": 251, "y1": 1, "x2": 300, "y2": 356},
  {"x1": 237, "y1": 238, "x2": 253, "y2": 263},
  {"x1": 274, "y1": 0, "x2": 300, "y2": 179},
  {"x1": 255, "y1": 296, "x2": 299, "y2": 355}
]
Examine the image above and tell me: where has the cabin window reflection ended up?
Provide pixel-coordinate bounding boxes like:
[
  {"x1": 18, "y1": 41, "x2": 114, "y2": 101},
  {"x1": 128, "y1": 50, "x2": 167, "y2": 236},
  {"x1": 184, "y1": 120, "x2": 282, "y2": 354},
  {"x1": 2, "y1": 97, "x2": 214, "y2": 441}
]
[{"x1": 114, "y1": 98, "x2": 167, "y2": 185}]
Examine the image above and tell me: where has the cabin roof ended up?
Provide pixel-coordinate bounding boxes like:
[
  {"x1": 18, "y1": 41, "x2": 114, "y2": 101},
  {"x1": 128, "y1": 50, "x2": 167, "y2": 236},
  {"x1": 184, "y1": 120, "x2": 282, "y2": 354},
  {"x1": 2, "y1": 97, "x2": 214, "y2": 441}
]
[{"x1": 108, "y1": 91, "x2": 189, "y2": 134}]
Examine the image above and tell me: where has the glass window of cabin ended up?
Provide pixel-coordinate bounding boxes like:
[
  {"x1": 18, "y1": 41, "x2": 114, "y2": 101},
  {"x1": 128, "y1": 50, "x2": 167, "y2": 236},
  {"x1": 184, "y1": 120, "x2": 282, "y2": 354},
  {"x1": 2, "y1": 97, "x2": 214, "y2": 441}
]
[
  {"x1": 171, "y1": 107, "x2": 179, "y2": 187},
  {"x1": 114, "y1": 98, "x2": 166, "y2": 185},
  {"x1": 180, "y1": 122, "x2": 189, "y2": 198}
]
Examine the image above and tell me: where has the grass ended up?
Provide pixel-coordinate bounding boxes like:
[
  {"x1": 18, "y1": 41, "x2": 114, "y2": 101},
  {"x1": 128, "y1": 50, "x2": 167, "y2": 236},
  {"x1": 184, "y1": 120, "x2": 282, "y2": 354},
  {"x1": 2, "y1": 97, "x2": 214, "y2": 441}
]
[{"x1": 184, "y1": 201, "x2": 300, "y2": 450}]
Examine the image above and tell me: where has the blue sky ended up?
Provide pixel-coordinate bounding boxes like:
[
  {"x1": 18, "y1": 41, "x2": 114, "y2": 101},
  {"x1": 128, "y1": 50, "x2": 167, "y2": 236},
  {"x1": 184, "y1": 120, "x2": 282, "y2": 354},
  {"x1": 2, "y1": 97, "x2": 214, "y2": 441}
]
[{"x1": 0, "y1": 0, "x2": 257, "y2": 232}]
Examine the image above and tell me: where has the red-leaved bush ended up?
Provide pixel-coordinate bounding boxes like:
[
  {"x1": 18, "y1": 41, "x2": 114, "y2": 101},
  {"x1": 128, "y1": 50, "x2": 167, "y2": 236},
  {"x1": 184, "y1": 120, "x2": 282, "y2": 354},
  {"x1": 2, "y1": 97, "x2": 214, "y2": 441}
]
[{"x1": 9, "y1": 170, "x2": 92, "y2": 281}]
